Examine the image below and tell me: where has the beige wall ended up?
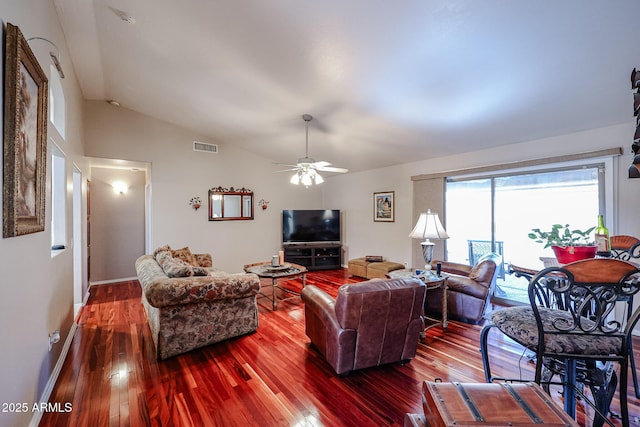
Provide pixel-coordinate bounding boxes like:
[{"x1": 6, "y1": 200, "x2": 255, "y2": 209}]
[
  {"x1": 0, "y1": 2, "x2": 87, "y2": 426},
  {"x1": 83, "y1": 101, "x2": 323, "y2": 274},
  {"x1": 82, "y1": 101, "x2": 639, "y2": 277},
  {"x1": 323, "y1": 121, "x2": 640, "y2": 268}
]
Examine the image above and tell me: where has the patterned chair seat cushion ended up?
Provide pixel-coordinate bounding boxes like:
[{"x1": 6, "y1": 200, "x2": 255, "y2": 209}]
[{"x1": 490, "y1": 306, "x2": 622, "y2": 356}]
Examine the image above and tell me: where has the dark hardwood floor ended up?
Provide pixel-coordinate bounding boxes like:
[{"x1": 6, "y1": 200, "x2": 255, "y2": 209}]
[{"x1": 40, "y1": 269, "x2": 640, "y2": 426}]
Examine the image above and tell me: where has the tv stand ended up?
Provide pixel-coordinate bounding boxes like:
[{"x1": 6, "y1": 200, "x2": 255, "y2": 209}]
[{"x1": 282, "y1": 242, "x2": 342, "y2": 270}]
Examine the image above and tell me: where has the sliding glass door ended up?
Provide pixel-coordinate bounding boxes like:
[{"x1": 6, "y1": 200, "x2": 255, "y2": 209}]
[
  {"x1": 445, "y1": 164, "x2": 602, "y2": 303},
  {"x1": 445, "y1": 178, "x2": 492, "y2": 264}
]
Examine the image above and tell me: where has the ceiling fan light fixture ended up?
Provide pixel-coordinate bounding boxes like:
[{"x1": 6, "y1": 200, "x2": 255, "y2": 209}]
[
  {"x1": 281, "y1": 113, "x2": 348, "y2": 187},
  {"x1": 290, "y1": 169, "x2": 324, "y2": 187},
  {"x1": 301, "y1": 172, "x2": 313, "y2": 187}
]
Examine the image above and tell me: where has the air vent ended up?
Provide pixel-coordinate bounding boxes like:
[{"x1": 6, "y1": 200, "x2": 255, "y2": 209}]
[{"x1": 193, "y1": 141, "x2": 218, "y2": 154}]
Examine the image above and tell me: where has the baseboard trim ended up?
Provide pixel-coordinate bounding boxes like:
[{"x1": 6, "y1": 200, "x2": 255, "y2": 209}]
[
  {"x1": 74, "y1": 288, "x2": 91, "y2": 321},
  {"x1": 90, "y1": 276, "x2": 137, "y2": 286},
  {"x1": 29, "y1": 321, "x2": 78, "y2": 427}
]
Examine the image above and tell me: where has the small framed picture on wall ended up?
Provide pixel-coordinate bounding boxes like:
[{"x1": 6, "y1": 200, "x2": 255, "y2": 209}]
[{"x1": 373, "y1": 191, "x2": 394, "y2": 222}]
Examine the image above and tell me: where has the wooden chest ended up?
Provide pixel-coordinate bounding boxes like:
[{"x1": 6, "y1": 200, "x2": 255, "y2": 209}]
[
  {"x1": 422, "y1": 381, "x2": 578, "y2": 427},
  {"x1": 404, "y1": 413, "x2": 426, "y2": 427}
]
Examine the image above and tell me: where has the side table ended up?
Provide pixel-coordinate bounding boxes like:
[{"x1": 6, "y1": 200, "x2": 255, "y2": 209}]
[{"x1": 387, "y1": 269, "x2": 448, "y2": 338}]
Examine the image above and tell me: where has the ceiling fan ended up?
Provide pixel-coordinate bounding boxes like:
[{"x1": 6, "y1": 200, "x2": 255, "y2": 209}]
[{"x1": 276, "y1": 114, "x2": 349, "y2": 187}]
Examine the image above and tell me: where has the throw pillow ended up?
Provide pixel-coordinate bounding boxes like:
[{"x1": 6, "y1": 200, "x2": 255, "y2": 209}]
[
  {"x1": 192, "y1": 266, "x2": 209, "y2": 276},
  {"x1": 153, "y1": 249, "x2": 171, "y2": 265},
  {"x1": 156, "y1": 251, "x2": 193, "y2": 278},
  {"x1": 171, "y1": 246, "x2": 195, "y2": 265},
  {"x1": 192, "y1": 253, "x2": 213, "y2": 268},
  {"x1": 153, "y1": 244, "x2": 172, "y2": 257}
]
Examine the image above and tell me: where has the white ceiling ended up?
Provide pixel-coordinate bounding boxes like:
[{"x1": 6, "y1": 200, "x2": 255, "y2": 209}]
[{"x1": 53, "y1": 0, "x2": 640, "y2": 173}]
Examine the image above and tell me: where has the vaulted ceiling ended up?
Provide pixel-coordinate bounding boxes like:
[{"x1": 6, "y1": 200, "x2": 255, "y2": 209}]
[{"x1": 53, "y1": 0, "x2": 639, "y2": 173}]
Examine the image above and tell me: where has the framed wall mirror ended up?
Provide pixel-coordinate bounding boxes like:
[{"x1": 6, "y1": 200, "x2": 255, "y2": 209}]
[{"x1": 208, "y1": 186, "x2": 254, "y2": 221}]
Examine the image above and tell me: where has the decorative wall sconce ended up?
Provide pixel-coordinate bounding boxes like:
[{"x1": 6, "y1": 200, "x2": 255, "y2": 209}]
[
  {"x1": 189, "y1": 196, "x2": 202, "y2": 211},
  {"x1": 258, "y1": 199, "x2": 269, "y2": 210},
  {"x1": 112, "y1": 181, "x2": 128, "y2": 194}
]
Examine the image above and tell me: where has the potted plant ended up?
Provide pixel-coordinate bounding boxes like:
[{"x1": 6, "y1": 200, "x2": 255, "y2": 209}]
[{"x1": 528, "y1": 224, "x2": 597, "y2": 264}]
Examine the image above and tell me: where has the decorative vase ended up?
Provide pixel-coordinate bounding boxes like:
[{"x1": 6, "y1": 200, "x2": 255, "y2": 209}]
[{"x1": 551, "y1": 245, "x2": 597, "y2": 264}]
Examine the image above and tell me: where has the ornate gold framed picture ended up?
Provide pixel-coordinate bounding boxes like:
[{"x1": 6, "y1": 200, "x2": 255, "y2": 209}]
[{"x1": 3, "y1": 23, "x2": 48, "y2": 237}]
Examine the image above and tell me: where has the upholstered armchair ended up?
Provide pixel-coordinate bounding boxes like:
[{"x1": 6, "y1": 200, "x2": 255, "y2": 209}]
[
  {"x1": 301, "y1": 278, "x2": 426, "y2": 375},
  {"x1": 428, "y1": 253, "x2": 500, "y2": 324}
]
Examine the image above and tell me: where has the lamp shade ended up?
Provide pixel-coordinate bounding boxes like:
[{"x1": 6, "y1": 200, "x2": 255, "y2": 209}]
[
  {"x1": 409, "y1": 209, "x2": 449, "y2": 240},
  {"x1": 290, "y1": 169, "x2": 323, "y2": 187}
]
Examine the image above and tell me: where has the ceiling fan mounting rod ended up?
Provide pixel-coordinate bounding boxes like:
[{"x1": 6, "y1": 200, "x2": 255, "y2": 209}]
[{"x1": 303, "y1": 114, "x2": 312, "y2": 158}]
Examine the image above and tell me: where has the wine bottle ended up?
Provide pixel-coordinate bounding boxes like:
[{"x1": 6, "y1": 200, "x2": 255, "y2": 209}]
[{"x1": 595, "y1": 214, "x2": 610, "y2": 257}]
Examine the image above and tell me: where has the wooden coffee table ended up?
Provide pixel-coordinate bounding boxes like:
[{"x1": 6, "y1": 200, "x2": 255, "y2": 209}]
[{"x1": 243, "y1": 262, "x2": 307, "y2": 310}]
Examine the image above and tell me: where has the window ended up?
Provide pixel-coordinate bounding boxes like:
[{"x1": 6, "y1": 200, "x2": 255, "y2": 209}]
[
  {"x1": 49, "y1": 64, "x2": 65, "y2": 139},
  {"x1": 49, "y1": 64, "x2": 67, "y2": 253},
  {"x1": 51, "y1": 142, "x2": 66, "y2": 251},
  {"x1": 445, "y1": 161, "x2": 608, "y2": 303}
]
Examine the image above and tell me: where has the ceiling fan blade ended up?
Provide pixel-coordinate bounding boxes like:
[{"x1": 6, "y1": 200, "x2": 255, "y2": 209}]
[
  {"x1": 311, "y1": 160, "x2": 331, "y2": 168},
  {"x1": 273, "y1": 162, "x2": 300, "y2": 168},
  {"x1": 274, "y1": 167, "x2": 301, "y2": 173},
  {"x1": 316, "y1": 166, "x2": 349, "y2": 173}
]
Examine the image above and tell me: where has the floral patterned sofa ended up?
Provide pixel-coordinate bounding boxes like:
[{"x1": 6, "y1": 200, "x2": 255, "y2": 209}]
[{"x1": 135, "y1": 246, "x2": 260, "y2": 359}]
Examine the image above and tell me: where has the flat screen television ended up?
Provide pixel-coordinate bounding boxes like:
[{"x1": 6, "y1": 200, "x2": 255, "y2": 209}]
[{"x1": 282, "y1": 209, "x2": 341, "y2": 243}]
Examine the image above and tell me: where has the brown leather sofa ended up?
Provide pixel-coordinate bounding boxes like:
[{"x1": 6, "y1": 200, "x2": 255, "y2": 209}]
[
  {"x1": 301, "y1": 277, "x2": 426, "y2": 375},
  {"x1": 427, "y1": 253, "x2": 500, "y2": 324}
]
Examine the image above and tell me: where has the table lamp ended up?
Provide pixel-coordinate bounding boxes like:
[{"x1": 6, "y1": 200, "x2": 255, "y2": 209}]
[{"x1": 409, "y1": 209, "x2": 449, "y2": 270}]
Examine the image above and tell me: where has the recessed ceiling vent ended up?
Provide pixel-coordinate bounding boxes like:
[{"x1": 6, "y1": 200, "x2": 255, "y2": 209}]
[{"x1": 193, "y1": 141, "x2": 218, "y2": 154}]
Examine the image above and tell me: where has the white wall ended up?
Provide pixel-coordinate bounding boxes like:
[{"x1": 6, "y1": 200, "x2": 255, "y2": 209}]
[
  {"x1": 323, "y1": 122, "x2": 640, "y2": 268},
  {"x1": 83, "y1": 101, "x2": 323, "y2": 274},
  {"x1": 0, "y1": 2, "x2": 86, "y2": 426}
]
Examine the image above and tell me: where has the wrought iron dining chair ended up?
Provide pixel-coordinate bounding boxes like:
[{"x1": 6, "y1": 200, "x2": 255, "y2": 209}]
[
  {"x1": 610, "y1": 234, "x2": 640, "y2": 398},
  {"x1": 480, "y1": 258, "x2": 640, "y2": 427},
  {"x1": 610, "y1": 235, "x2": 640, "y2": 262}
]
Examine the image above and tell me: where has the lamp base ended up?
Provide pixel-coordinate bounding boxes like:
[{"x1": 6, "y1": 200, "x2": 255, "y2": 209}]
[{"x1": 421, "y1": 240, "x2": 435, "y2": 270}]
